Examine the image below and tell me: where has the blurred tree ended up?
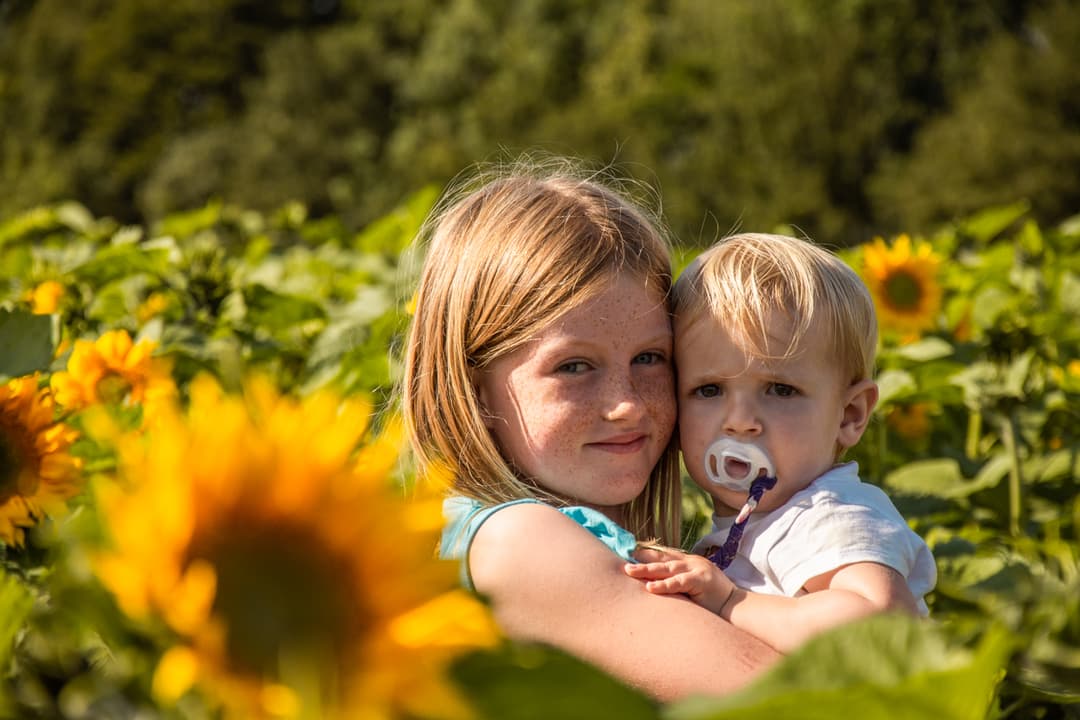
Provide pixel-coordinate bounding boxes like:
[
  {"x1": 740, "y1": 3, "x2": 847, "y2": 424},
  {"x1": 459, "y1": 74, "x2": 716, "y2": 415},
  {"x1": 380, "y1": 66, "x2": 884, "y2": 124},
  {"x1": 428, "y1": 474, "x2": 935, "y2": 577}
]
[
  {"x1": 1, "y1": 0, "x2": 1073, "y2": 246},
  {"x1": 869, "y1": 0, "x2": 1080, "y2": 231},
  {"x1": 0, "y1": 0, "x2": 341, "y2": 222}
]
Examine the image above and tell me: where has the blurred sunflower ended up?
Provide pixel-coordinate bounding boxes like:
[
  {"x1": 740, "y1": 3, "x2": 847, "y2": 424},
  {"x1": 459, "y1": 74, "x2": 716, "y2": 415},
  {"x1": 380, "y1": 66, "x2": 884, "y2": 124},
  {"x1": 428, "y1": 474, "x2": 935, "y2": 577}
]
[
  {"x1": 51, "y1": 329, "x2": 176, "y2": 416},
  {"x1": 135, "y1": 292, "x2": 172, "y2": 324},
  {"x1": 886, "y1": 402, "x2": 934, "y2": 442},
  {"x1": 25, "y1": 280, "x2": 65, "y2": 314},
  {"x1": 862, "y1": 234, "x2": 943, "y2": 336},
  {"x1": 0, "y1": 375, "x2": 83, "y2": 546},
  {"x1": 95, "y1": 375, "x2": 498, "y2": 720}
]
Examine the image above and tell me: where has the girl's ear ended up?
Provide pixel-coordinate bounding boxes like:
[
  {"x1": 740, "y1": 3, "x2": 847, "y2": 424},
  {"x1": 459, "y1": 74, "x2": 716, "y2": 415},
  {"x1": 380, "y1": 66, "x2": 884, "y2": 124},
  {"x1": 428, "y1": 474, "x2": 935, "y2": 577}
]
[
  {"x1": 470, "y1": 367, "x2": 496, "y2": 430},
  {"x1": 838, "y1": 379, "x2": 878, "y2": 449}
]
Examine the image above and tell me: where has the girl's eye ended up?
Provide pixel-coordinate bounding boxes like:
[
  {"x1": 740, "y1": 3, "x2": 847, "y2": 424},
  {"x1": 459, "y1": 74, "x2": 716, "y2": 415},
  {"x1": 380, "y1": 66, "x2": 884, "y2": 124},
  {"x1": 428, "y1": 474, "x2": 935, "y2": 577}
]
[
  {"x1": 556, "y1": 360, "x2": 590, "y2": 374},
  {"x1": 694, "y1": 384, "x2": 721, "y2": 398},
  {"x1": 632, "y1": 351, "x2": 665, "y2": 366},
  {"x1": 770, "y1": 383, "x2": 798, "y2": 397}
]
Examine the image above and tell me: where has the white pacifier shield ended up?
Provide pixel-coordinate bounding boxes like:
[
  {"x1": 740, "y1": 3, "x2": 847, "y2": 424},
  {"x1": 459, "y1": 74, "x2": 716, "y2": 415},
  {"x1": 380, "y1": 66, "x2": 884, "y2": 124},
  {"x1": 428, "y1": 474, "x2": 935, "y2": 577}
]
[{"x1": 703, "y1": 438, "x2": 775, "y2": 492}]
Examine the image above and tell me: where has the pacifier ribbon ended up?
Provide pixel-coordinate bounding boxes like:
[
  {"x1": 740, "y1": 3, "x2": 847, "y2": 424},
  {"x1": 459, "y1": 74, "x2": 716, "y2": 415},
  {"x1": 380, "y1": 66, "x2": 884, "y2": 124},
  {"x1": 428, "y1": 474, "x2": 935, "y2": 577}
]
[{"x1": 706, "y1": 473, "x2": 777, "y2": 570}]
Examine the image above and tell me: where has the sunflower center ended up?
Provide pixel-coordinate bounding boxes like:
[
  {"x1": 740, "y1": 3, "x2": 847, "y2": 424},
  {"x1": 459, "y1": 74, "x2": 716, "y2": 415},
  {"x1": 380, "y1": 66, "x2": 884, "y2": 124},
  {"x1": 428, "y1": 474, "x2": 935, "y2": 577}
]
[
  {"x1": 883, "y1": 270, "x2": 923, "y2": 311},
  {"x1": 96, "y1": 373, "x2": 133, "y2": 405},
  {"x1": 192, "y1": 521, "x2": 362, "y2": 683},
  {"x1": 0, "y1": 420, "x2": 37, "y2": 502}
]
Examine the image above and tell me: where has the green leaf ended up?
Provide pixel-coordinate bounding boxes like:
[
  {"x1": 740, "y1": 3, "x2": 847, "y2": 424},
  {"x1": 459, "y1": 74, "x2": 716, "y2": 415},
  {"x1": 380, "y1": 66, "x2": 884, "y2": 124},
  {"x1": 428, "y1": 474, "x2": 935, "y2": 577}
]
[
  {"x1": 876, "y1": 369, "x2": 917, "y2": 406},
  {"x1": 69, "y1": 243, "x2": 172, "y2": 285},
  {"x1": 453, "y1": 643, "x2": 659, "y2": 720},
  {"x1": 241, "y1": 284, "x2": 327, "y2": 331},
  {"x1": 0, "y1": 308, "x2": 54, "y2": 381},
  {"x1": 0, "y1": 572, "x2": 34, "y2": 669},
  {"x1": 885, "y1": 458, "x2": 970, "y2": 499},
  {"x1": 894, "y1": 337, "x2": 955, "y2": 363},
  {"x1": 354, "y1": 186, "x2": 439, "y2": 257},
  {"x1": 958, "y1": 201, "x2": 1030, "y2": 244},
  {"x1": 154, "y1": 200, "x2": 224, "y2": 239},
  {"x1": 665, "y1": 616, "x2": 1010, "y2": 720}
]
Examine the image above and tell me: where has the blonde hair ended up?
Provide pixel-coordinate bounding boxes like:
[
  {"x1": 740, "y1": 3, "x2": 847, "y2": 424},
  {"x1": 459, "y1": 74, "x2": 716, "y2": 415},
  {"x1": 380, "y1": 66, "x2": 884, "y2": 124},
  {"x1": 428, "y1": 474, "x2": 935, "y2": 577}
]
[
  {"x1": 402, "y1": 162, "x2": 681, "y2": 545},
  {"x1": 673, "y1": 233, "x2": 877, "y2": 388}
]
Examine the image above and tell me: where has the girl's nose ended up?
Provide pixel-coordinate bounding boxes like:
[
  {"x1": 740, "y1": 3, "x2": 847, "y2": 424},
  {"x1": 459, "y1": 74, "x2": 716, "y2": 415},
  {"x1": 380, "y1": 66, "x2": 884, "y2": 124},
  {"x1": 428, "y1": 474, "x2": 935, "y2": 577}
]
[{"x1": 602, "y1": 372, "x2": 646, "y2": 423}]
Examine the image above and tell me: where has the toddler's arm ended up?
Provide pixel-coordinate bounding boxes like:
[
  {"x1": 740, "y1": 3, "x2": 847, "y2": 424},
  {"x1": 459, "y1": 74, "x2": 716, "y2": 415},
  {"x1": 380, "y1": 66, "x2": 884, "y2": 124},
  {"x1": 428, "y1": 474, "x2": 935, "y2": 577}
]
[
  {"x1": 721, "y1": 561, "x2": 920, "y2": 652},
  {"x1": 627, "y1": 550, "x2": 920, "y2": 653}
]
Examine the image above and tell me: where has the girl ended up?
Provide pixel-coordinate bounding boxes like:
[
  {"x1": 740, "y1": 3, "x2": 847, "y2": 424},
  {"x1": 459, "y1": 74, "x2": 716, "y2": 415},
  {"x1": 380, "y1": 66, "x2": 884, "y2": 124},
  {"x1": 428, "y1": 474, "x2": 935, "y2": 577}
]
[{"x1": 403, "y1": 160, "x2": 779, "y2": 700}]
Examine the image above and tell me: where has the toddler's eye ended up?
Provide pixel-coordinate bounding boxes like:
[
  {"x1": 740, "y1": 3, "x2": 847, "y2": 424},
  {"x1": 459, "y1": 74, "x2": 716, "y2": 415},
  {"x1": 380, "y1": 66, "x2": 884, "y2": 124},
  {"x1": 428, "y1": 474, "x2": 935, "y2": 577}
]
[
  {"x1": 694, "y1": 384, "x2": 721, "y2": 398},
  {"x1": 770, "y1": 383, "x2": 798, "y2": 397}
]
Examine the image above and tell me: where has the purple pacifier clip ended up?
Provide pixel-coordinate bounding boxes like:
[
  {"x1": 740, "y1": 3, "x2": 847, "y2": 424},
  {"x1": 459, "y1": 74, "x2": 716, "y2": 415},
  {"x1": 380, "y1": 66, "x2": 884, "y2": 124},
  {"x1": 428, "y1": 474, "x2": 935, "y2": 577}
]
[{"x1": 706, "y1": 474, "x2": 777, "y2": 570}]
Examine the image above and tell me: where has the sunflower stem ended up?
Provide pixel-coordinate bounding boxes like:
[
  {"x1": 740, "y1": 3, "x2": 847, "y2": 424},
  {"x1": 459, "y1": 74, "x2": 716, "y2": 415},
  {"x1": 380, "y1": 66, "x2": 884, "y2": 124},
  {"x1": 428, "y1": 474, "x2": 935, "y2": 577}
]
[
  {"x1": 965, "y1": 410, "x2": 981, "y2": 460},
  {"x1": 1000, "y1": 411, "x2": 1024, "y2": 537}
]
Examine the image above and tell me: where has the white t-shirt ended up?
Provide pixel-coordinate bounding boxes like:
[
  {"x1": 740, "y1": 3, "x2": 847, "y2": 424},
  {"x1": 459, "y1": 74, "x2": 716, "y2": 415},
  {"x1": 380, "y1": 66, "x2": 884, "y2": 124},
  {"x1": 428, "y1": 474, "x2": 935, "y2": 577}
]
[{"x1": 691, "y1": 462, "x2": 936, "y2": 615}]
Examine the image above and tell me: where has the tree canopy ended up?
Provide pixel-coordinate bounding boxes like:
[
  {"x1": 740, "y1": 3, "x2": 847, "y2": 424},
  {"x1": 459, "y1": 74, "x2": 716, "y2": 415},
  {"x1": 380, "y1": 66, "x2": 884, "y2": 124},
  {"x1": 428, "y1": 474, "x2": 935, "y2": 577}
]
[{"x1": 1, "y1": 0, "x2": 1075, "y2": 246}]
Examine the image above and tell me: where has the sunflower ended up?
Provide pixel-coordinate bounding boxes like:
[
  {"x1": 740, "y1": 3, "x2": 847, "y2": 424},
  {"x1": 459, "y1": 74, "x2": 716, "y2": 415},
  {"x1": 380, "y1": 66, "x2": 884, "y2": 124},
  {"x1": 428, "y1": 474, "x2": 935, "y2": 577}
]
[
  {"x1": 94, "y1": 375, "x2": 498, "y2": 720},
  {"x1": 51, "y1": 329, "x2": 176, "y2": 416},
  {"x1": 135, "y1": 292, "x2": 172, "y2": 324},
  {"x1": 862, "y1": 234, "x2": 943, "y2": 337},
  {"x1": 886, "y1": 401, "x2": 934, "y2": 442},
  {"x1": 25, "y1": 280, "x2": 65, "y2": 314},
  {"x1": 0, "y1": 375, "x2": 83, "y2": 546}
]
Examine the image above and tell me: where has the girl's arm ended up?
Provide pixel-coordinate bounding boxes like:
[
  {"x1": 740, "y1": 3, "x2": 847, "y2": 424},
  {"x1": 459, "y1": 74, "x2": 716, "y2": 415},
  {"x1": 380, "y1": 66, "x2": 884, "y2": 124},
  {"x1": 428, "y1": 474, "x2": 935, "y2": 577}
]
[{"x1": 468, "y1": 502, "x2": 781, "y2": 701}]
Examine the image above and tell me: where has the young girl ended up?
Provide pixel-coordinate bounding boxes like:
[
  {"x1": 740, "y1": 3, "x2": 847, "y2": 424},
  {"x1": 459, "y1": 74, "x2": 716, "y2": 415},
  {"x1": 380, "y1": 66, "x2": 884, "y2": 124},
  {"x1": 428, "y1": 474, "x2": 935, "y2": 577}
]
[{"x1": 402, "y1": 161, "x2": 779, "y2": 700}]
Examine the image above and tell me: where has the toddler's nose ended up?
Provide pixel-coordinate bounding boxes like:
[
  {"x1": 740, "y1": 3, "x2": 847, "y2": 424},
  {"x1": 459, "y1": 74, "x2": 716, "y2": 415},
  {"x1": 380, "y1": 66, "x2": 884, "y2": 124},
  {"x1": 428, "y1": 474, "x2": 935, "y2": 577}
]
[{"x1": 723, "y1": 397, "x2": 762, "y2": 436}]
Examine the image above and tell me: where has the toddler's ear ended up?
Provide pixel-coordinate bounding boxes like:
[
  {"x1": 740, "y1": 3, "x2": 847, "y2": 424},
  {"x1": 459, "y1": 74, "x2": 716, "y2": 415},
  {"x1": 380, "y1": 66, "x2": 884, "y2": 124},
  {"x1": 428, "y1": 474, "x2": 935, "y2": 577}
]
[{"x1": 838, "y1": 379, "x2": 878, "y2": 448}]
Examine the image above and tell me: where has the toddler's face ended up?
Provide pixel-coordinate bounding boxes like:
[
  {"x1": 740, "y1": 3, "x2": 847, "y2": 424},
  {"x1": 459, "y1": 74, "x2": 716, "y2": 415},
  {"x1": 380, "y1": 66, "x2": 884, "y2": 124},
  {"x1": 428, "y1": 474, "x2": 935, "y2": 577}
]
[{"x1": 675, "y1": 310, "x2": 864, "y2": 515}]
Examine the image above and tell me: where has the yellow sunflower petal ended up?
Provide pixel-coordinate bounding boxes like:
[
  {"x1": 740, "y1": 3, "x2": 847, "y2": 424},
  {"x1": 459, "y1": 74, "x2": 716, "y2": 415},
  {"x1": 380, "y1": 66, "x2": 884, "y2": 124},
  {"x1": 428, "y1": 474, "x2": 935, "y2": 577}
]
[{"x1": 153, "y1": 646, "x2": 201, "y2": 703}]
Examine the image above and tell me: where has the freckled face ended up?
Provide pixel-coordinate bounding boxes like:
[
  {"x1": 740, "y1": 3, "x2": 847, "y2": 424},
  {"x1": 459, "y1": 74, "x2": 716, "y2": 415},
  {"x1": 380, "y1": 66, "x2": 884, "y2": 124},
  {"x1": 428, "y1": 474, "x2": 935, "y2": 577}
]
[
  {"x1": 476, "y1": 275, "x2": 676, "y2": 524},
  {"x1": 676, "y1": 311, "x2": 855, "y2": 515}
]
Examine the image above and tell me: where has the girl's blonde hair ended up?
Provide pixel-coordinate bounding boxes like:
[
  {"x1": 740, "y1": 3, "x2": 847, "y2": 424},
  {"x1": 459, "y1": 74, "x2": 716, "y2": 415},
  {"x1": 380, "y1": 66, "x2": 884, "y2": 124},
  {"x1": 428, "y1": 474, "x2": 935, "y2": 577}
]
[
  {"x1": 402, "y1": 161, "x2": 681, "y2": 545},
  {"x1": 673, "y1": 233, "x2": 877, "y2": 388}
]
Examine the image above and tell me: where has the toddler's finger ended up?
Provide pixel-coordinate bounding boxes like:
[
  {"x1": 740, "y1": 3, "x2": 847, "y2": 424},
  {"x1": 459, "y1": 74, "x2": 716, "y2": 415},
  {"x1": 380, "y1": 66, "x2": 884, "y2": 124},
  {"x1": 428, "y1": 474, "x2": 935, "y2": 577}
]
[
  {"x1": 625, "y1": 562, "x2": 672, "y2": 579},
  {"x1": 633, "y1": 545, "x2": 687, "y2": 563}
]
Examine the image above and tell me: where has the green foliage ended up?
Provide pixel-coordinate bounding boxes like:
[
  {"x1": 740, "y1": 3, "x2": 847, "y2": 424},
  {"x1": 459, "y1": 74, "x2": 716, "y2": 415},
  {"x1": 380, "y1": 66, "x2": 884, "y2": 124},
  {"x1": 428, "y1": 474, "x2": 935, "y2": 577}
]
[
  {"x1": 0, "y1": 309, "x2": 53, "y2": 382},
  {"x1": 666, "y1": 616, "x2": 1011, "y2": 720},
  {"x1": 1, "y1": 197, "x2": 1078, "y2": 717}
]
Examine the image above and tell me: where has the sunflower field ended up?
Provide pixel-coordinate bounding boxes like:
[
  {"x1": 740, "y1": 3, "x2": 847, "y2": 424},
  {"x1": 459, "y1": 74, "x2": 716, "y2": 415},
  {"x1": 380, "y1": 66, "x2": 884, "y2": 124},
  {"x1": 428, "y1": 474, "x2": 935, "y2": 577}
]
[{"x1": 0, "y1": 194, "x2": 1077, "y2": 719}]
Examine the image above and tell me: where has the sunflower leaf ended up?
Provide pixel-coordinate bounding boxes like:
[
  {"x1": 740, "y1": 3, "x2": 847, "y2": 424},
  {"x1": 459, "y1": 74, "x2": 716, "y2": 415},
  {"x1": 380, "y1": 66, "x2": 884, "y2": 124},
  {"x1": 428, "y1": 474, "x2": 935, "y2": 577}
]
[
  {"x1": 665, "y1": 616, "x2": 1010, "y2": 720},
  {"x1": 0, "y1": 308, "x2": 54, "y2": 381},
  {"x1": 0, "y1": 572, "x2": 34, "y2": 669},
  {"x1": 453, "y1": 643, "x2": 660, "y2": 720},
  {"x1": 894, "y1": 337, "x2": 954, "y2": 363},
  {"x1": 957, "y1": 201, "x2": 1030, "y2": 244}
]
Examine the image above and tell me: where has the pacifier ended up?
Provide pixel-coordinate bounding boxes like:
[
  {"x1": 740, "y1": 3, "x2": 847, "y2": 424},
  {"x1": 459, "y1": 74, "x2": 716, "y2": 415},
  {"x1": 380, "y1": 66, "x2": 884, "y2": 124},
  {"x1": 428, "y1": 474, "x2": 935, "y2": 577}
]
[
  {"x1": 703, "y1": 438, "x2": 775, "y2": 492},
  {"x1": 702, "y1": 438, "x2": 776, "y2": 524}
]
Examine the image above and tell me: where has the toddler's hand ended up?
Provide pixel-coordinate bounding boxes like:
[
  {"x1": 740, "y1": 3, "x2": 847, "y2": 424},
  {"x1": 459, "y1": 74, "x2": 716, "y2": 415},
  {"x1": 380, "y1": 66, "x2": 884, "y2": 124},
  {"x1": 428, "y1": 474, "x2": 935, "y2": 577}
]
[{"x1": 626, "y1": 547, "x2": 736, "y2": 616}]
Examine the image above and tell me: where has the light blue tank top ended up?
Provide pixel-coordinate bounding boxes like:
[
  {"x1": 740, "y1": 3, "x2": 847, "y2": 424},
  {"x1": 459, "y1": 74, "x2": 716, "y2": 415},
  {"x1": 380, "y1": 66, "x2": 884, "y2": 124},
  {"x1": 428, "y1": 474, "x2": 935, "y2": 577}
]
[{"x1": 440, "y1": 496, "x2": 639, "y2": 590}]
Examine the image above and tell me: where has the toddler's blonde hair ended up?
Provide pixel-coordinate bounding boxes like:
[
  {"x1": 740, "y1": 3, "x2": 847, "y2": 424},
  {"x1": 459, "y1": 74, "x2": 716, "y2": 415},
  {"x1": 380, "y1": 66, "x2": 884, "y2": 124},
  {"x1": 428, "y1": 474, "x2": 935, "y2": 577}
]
[{"x1": 673, "y1": 232, "x2": 877, "y2": 388}]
